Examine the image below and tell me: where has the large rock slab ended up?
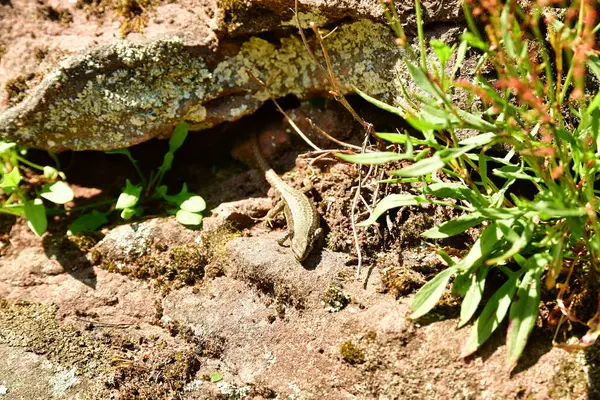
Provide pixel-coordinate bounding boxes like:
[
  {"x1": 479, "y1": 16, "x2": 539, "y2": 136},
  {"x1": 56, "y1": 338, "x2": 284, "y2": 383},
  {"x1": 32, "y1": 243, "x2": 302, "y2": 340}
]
[{"x1": 0, "y1": 0, "x2": 463, "y2": 151}]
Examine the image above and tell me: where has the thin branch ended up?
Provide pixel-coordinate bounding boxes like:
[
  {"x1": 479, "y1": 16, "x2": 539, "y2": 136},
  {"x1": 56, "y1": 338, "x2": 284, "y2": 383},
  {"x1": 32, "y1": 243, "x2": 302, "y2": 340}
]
[{"x1": 305, "y1": 118, "x2": 362, "y2": 150}]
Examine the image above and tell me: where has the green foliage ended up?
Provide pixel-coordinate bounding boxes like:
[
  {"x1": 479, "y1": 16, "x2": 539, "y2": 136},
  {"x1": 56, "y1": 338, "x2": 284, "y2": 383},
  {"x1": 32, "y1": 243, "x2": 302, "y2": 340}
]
[
  {"x1": 106, "y1": 123, "x2": 206, "y2": 229},
  {"x1": 345, "y1": 0, "x2": 600, "y2": 370},
  {"x1": 0, "y1": 143, "x2": 74, "y2": 237},
  {"x1": 0, "y1": 123, "x2": 205, "y2": 236},
  {"x1": 67, "y1": 210, "x2": 109, "y2": 235}
]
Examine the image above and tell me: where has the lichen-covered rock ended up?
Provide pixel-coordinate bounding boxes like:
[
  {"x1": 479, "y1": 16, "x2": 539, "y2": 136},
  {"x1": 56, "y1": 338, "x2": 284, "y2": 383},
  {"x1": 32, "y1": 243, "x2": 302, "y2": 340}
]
[{"x1": 0, "y1": 0, "x2": 463, "y2": 151}]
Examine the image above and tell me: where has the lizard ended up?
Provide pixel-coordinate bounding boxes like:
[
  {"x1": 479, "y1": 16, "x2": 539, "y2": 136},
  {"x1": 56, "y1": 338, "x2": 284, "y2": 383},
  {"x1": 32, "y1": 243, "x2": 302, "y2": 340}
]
[{"x1": 251, "y1": 132, "x2": 322, "y2": 261}]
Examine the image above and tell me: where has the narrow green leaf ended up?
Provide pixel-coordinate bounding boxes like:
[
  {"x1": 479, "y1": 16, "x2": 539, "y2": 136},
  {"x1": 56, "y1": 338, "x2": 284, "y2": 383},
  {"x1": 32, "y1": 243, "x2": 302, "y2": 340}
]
[
  {"x1": 0, "y1": 204, "x2": 24, "y2": 216},
  {"x1": 437, "y1": 249, "x2": 456, "y2": 267},
  {"x1": 406, "y1": 60, "x2": 442, "y2": 100},
  {"x1": 437, "y1": 145, "x2": 478, "y2": 162},
  {"x1": 376, "y1": 133, "x2": 428, "y2": 146},
  {"x1": 455, "y1": 223, "x2": 503, "y2": 272},
  {"x1": 105, "y1": 148, "x2": 132, "y2": 157},
  {"x1": 500, "y1": 4, "x2": 516, "y2": 59},
  {"x1": 24, "y1": 198, "x2": 47, "y2": 237},
  {"x1": 461, "y1": 276, "x2": 519, "y2": 358},
  {"x1": 457, "y1": 265, "x2": 490, "y2": 328},
  {"x1": 116, "y1": 180, "x2": 142, "y2": 210},
  {"x1": 451, "y1": 34, "x2": 469, "y2": 80},
  {"x1": 452, "y1": 271, "x2": 471, "y2": 297},
  {"x1": 458, "y1": 132, "x2": 497, "y2": 147},
  {"x1": 506, "y1": 265, "x2": 543, "y2": 372},
  {"x1": 455, "y1": 108, "x2": 498, "y2": 132},
  {"x1": 391, "y1": 155, "x2": 445, "y2": 177},
  {"x1": 422, "y1": 213, "x2": 485, "y2": 239},
  {"x1": 335, "y1": 152, "x2": 414, "y2": 165},
  {"x1": 493, "y1": 165, "x2": 539, "y2": 182},
  {"x1": 176, "y1": 209, "x2": 203, "y2": 226},
  {"x1": 40, "y1": 181, "x2": 74, "y2": 204},
  {"x1": 587, "y1": 92, "x2": 600, "y2": 114},
  {"x1": 68, "y1": 210, "x2": 109, "y2": 235},
  {"x1": 533, "y1": 202, "x2": 587, "y2": 219},
  {"x1": 426, "y1": 182, "x2": 481, "y2": 203},
  {"x1": 357, "y1": 194, "x2": 421, "y2": 227},
  {"x1": 420, "y1": 103, "x2": 459, "y2": 125},
  {"x1": 587, "y1": 54, "x2": 600, "y2": 81},
  {"x1": 410, "y1": 266, "x2": 458, "y2": 319},
  {"x1": 478, "y1": 207, "x2": 525, "y2": 220},
  {"x1": 169, "y1": 123, "x2": 189, "y2": 152},
  {"x1": 352, "y1": 86, "x2": 404, "y2": 117},
  {"x1": 486, "y1": 218, "x2": 535, "y2": 265},
  {"x1": 406, "y1": 114, "x2": 447, "y2": 131}
]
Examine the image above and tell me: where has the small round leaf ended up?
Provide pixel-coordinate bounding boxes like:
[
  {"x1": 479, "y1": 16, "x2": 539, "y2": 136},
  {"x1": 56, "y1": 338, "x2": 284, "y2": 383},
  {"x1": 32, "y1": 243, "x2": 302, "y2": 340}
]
[
  {"x1": 180, "y1": 196, "x2": 206, "y2": 213},
  {"x1": 176, "y1": 209, "x2": 203, "y2": 226}
]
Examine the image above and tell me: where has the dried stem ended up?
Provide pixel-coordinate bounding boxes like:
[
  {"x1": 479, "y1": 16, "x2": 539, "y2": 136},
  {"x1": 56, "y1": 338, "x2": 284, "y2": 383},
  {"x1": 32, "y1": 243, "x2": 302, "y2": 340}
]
[{"x1": 305, "y1": 118, "x2": 362, "y2": 150}]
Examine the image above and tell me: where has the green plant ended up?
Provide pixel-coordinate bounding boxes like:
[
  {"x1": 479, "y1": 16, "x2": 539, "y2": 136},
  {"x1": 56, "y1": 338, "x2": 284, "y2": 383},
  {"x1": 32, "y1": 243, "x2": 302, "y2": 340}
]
[
  {"x1": 71, "y1": 123, "x2": 206, "y2": 233},
  {"x1": 0, "y1": 142, "x2": 73, "y2": 236},
  {"x1": 340, "y1": 0, "x2": 600, "y2": 371}
]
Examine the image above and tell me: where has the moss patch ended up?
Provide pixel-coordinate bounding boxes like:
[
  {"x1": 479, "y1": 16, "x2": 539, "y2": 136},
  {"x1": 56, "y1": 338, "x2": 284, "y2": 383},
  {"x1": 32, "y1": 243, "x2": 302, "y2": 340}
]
[
  {"x1": 5, "y1": 74, "x2": 34, "y2": 104},
  {"x1": 340, "y1": 340, "x2": 365, "y2": 365},
  {"x1": 0, "y1": 300, "x2": 116, "y2": 376},
  {"x1": 548, "y1": 351, "x2": 588, "y2": 399},
  {"x1": 75, "y1": 0, "x2": 162, "y2": 36},
  {"x1": 97, "y1": 223, "x2": 239, "y2": 290},
  {"x1": 0, "y1": 300, "x2": 203, "y2": 399},
  {"x1": 37, "y1": 4, "x2": 73, "y2": 27},
  {"x1": 379, "y1": 265, "x2": 426, "y2": 298},
  {"x1": 321, "y1": 282, "x2": 350, "y2": 312}
]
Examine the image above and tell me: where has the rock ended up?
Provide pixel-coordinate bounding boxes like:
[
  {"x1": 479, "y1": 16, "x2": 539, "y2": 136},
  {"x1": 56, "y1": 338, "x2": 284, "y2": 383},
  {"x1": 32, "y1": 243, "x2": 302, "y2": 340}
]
[
  {"x1": 223, "y1": 235, "x2": 349, "y2": 307},
  {"x1": 0, "y1": 0, "x2": 464, "y2": 151},
  {"x1": 0, "y1": 216, "x2": 595, "y2": 398},
  {"x1": 93, "y1": 217, "x2": 200, "y2": 266}
]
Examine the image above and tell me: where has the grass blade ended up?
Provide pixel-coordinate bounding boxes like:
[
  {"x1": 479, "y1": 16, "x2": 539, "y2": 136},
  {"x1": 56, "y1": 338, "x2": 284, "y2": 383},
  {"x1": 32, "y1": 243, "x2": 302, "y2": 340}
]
[
  {"x1": 410, "y1": 266, "x2": 458, "y2": 319},
  {"x1": 376, "y1": 132, "x2": 429, "y2": 146},
  {"x1": 422, "y1": 213, "x2": 484, "y2": 239},
  {"x1": 357, "y1": 194, "x2": 421, "y2": 227},
  {"x1": 457, "y1": 265, "x2": 490, "y2": 328},
  {"x1": 461, "y1": 276, "x2": 519, "y2": 358},
  {"x1": 336, "y1": 152, "x2": 414, "y2": 165},
  {"x1": 506, "y1": 264, "x2": 543, "y2": 372},
  {"x1": 391, "y1": 155, "x2": 444, "y2": 177},
  {"x1": 353, "y1": 86, "x2": 404, "y2": 117}
]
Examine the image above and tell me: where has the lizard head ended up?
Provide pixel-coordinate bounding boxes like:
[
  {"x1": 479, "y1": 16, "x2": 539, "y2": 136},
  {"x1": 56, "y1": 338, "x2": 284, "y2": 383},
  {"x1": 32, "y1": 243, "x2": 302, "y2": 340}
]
[
  {"x1": 291, "y1": 236, "x2": 313, "y2": 262},
  {"x1": 291, "y1": 228, "x2": 322, "y2": 262}
]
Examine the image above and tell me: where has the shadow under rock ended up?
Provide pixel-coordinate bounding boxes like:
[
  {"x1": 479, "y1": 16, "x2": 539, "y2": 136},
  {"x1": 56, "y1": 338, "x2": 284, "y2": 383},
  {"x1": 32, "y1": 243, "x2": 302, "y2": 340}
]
[{"x1": 42, "y1": 233, "x2": 98, "y2": 289}]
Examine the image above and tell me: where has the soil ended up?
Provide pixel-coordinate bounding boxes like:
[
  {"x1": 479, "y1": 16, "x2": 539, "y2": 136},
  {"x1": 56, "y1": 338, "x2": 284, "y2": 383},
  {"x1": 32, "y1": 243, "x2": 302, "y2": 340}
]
[{"x1": 0, "y1": 97, "x2": 597, "y2": 399}]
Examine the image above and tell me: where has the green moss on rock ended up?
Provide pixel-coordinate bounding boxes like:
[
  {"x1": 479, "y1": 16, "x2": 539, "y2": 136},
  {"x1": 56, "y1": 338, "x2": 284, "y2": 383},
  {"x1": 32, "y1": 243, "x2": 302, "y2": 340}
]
[{"x1": 340, "y1": 340, "x2": 365, "y2": 365}]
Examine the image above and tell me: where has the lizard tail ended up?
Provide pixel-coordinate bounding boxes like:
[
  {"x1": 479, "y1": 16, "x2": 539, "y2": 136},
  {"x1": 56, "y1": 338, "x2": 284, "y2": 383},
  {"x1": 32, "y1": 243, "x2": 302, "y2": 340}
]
[{"x1": 251, "y1": 132, "x2": 271, "y2": 174}]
